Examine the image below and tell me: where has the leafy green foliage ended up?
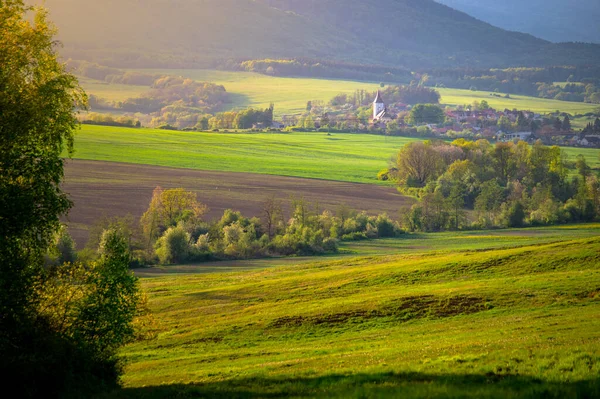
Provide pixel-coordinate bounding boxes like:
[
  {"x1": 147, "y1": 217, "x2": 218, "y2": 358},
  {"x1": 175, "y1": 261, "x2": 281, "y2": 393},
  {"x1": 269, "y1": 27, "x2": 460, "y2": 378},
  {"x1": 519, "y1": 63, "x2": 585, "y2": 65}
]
[
  {"x1": 74, "y1": 229, "x2": 141, "y2": 357},
  {"x1": 395, "y1": 139, "x2": 600, "y2": 231},
  {"x1": 144, "y1": 194, "x2": 403, "y2": 264},
  {"x1": 0, "y1": 0, "x2": 85, "y2": 393},
  {"x1": 407, "y1": 104, "x2": 445, "y2": 125},
  {"x1": 0, "y1": 3, "x2": 146, "y2": 395}
]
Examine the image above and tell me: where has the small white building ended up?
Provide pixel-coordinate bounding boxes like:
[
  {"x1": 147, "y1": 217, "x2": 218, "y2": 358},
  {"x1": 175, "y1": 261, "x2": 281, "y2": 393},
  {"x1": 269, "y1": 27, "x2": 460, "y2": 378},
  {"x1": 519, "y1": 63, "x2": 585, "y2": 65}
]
[{"x1": 498, "y1": 131, "x2": 533, "y2": 142}]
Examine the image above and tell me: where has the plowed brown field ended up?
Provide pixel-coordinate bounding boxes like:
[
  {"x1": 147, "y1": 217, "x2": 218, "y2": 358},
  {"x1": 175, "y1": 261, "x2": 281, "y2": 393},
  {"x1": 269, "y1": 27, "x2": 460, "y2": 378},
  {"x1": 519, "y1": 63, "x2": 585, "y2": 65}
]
[{"x1": 62, "y1": 160, "x2": 414, "y2": 246}]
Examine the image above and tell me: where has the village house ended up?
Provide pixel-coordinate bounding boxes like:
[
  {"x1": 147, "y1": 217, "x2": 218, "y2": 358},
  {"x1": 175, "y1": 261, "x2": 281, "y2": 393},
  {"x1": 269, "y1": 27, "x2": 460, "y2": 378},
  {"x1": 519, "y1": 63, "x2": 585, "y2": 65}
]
[
  {"x1": 579, "y1": 135, "x2": 600, "y2": 147},
  {"x1": 497, "y1": 131, "x2": 534, "y2": 142}
]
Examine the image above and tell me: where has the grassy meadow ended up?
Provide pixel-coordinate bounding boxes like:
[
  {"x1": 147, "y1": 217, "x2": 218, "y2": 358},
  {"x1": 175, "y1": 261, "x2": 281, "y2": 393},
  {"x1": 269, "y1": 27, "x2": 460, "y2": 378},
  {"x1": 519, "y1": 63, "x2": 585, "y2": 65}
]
[
  {"x1": 78, "y1": 69, "x2": 600, "y2": 117},
  {"x1": 103, "y1": 225, "x2": 600, "y2": 398},
  {"x1": 78, "y1": 76, "x2": 149, "y2": 102},
  {"x1": 71, "y1": 125, "x2": 600, "y2": 184}
]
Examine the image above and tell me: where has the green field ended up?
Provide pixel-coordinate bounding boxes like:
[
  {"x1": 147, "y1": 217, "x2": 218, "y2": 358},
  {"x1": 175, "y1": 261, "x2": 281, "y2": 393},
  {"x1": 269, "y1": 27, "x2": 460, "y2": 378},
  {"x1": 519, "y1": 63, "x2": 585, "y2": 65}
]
[
  {"x1": 71, "y1": 125, "x2": 600, "y2": 185},
  {"x1": 437, "y1": 88, "x2": 599, "y2": 115},
  {"x1": 78, "y1": 76, "x2": 149, "y2": 102},
  {"x1": 78, "y1": 69, "x2": 600, "y2": 117},
  {"x1": 103, "y1": 225, "x2": 600, "y2": 397},
  {"x1": 71, "y1": 126, "x2": 418, "y2": 184}
]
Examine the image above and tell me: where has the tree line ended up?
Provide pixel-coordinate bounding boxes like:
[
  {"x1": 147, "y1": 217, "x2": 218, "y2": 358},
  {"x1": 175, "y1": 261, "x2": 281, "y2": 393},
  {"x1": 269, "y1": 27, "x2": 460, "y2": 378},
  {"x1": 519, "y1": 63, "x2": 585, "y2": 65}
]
[
  {"x1": 386, "y1": 140, "x2": 600, "y2": 231},
  {"x1": 105, "y1": 188, "x2": 404, "y2": 265},
  {"x1": 329, "y1": 85, "x2": 440, "y2": 108},
  {"x1": 423, "y1": 66, "x2": 600, "y2": 104},
  {"x1": 66, "y1": 59, "x2": 162, "y2": 86}
]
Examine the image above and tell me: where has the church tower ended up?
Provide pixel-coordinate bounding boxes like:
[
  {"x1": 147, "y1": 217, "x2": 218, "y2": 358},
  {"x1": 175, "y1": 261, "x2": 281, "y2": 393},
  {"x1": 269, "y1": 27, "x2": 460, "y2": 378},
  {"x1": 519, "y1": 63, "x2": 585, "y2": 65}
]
[{"x1": 373, "y1": 90, "x2": 385, "y2": 119}]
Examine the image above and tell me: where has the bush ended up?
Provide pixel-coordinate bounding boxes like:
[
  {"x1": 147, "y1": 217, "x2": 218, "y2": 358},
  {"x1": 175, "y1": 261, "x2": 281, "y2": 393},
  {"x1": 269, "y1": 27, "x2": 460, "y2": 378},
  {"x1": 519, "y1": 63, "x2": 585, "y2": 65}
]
[
  {"x1": 322, "y1": 237, "x2": 339, "y2": 252},
  {"x1": 375, "y1": 214, "x2": 397, "y2": 237},
  {"x1": 154, "y1": 226, "x2": 191, "y2": 264},
  {"x1": 341, "y1": 232, "x2": 369, "y2": 241},
  {"x1": 500, "y1": 201, "x2": 526, "y2": 228}
]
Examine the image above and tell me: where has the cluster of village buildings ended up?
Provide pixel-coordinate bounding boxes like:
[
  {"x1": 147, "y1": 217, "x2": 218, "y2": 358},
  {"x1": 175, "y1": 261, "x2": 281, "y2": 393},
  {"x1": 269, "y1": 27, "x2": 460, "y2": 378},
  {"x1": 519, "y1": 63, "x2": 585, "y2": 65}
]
[{"x1": 264, "y1": 91, "x2": 600, "y2": 148}]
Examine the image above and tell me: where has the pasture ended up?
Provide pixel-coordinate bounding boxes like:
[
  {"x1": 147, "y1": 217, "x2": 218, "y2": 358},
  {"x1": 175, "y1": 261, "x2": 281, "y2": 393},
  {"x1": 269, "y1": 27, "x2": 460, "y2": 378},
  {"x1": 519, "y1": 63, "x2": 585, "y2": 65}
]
[
  {"x1": 102, "y1": 229, "x2": 600, "y2": 397},
  {"x1": 77, "y1": 69, "x2": 600, "y2": 117},
  {"x1": 71, "y1": 126, "x2": 600, "y2": 183}
]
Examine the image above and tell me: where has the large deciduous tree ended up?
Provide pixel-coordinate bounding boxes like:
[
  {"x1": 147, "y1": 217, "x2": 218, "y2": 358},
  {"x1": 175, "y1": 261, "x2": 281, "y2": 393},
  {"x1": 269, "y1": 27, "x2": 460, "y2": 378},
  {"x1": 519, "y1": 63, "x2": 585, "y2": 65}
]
[
  {"x1": 407, "y1": 104, "x2": 445, "y2": 125},
  {"x1": 395, "y1": 142, "x2": 442, "y2": 187},
  {"x1": 1, "y1": 0, "x2": 85, "y2": 379},
  {"x1": 140, "y1": 187, "x2": 208, "y2": 250},
  {"x1": 1, "y1": 2, "x2": 143, "y2": 396}
]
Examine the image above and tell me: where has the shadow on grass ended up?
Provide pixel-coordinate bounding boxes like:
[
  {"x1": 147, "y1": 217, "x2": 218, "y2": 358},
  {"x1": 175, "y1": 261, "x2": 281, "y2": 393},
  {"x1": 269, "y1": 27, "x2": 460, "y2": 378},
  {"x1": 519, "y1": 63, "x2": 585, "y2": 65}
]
[{"x1": 101, "y1": 371, "x2": 600, "y2": 398}]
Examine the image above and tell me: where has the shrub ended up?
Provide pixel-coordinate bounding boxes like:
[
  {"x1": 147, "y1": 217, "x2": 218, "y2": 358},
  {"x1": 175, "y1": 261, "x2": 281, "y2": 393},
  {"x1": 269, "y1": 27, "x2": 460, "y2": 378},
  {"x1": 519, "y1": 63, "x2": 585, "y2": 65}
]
[
  {"x1": 341, "y1": 232, "x2": 369, "y2": 241},
  {"x1": 154, "y1": 226, "x2": 191, "y2": 264},
  {"x1": 322, "y1": 237, "x2": 339, "y2": 252},
  {"x1": 375, "y1": 214, "x2": 397, "y2": 237}
]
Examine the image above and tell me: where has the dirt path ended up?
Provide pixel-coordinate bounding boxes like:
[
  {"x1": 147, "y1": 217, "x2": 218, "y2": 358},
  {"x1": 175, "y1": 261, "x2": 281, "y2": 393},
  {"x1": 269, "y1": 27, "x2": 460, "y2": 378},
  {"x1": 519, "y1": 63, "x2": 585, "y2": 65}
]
[{"x1": 62, "y1": 160, "x2": 413, "y2": 246}]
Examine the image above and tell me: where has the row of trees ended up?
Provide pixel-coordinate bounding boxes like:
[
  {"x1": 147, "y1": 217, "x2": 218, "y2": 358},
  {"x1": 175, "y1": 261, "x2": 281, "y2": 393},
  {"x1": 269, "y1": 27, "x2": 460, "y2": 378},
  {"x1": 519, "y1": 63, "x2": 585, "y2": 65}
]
[
  {"x1": 238, "y1": 58, "x2": 412, "y2": 83},
  {"x1": 582, "y1": 118, "x2": 600, "y2": 134},
  {"x1": 389, "y1": 140, "x2": 600, "y2": 231},
  {"x1": 133, "y1": 188, "x2": 403, "y2": 265},
  {"x1": 66, "y1": 59, "x2": 162, "y2": 86},
  {"x1": 329, "y1": 85, "x2": 440, "y2": 108},
  {"x1": 206, "y1": 104, "x2": 274, "y2": 130},
  {"x1": 79, "y1": 112, "x2": 141, "y2": 128},
  {"x1": 423, "y1": 65, "x2": 600, "y2": 103}
]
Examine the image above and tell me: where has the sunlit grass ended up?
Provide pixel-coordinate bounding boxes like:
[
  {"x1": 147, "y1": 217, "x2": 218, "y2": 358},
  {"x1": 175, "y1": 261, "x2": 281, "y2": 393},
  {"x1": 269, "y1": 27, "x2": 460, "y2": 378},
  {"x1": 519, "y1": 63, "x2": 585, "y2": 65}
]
[
  {"x1": 70, "y1": 126, "x2": 417, "y2": 184},
  {"x1": 71, "y1": 125, "x2": 600, "y2": 184},
  {"x1": 104, "y1": 228, "x2": 600, "y2": 397}
]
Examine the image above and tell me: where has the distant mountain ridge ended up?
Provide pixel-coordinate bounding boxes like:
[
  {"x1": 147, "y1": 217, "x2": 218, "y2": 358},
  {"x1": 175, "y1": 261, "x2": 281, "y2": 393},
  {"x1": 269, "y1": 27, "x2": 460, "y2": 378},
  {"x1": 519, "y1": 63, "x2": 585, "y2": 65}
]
[
  {"x1": 31, "y1": 0, "x2": 600, "y2": 68},
  {"x1": 436, "y1": 0, "x2": 600, "y2": 44}
]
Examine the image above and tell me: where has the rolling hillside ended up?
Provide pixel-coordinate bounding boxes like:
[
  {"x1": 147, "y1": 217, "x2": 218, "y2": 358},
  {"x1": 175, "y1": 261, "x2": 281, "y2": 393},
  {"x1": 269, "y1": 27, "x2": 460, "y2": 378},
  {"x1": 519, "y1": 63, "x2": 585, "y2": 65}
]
[
  {"x1": 31, "y1": 0, "x2": 600, "y2": 68},
  {"x1": 437, "y1": 0, "x2": 600, "y2": 44},
  {"x1": 109, "y1": 234, "x2": 600, "y2": 396}
]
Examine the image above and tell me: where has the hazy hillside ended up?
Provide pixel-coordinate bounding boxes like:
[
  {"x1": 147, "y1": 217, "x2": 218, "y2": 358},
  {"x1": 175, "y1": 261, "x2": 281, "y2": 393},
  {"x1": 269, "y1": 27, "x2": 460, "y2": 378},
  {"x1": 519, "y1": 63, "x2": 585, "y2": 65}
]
[
  {"x1": 31, "y1": 0, "x2": 600, "y2": 68},
  {"x1": 437, "y1": 0, "x2": 600, "y2": 44}
]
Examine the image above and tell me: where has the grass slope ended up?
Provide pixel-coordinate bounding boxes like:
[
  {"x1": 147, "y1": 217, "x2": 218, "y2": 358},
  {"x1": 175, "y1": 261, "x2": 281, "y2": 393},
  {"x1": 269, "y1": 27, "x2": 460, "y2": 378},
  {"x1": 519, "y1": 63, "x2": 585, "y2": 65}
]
[
  {"x1": 106, "y1": 231, "x2": 600, "y2": 397},
  {"x1": 71, "y1": 125, "x2": 600, "y2": 184}
]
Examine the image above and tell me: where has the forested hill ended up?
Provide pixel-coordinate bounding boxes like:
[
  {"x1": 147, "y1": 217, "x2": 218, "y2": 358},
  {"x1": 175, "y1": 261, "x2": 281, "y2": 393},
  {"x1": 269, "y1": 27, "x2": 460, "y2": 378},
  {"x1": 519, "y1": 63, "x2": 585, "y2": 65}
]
[
  {"x1": 32, "y1": 0, "x2": 600, "y2": 68},
  {"x1": 436, "y1": 0, "x2": 600, "y2": 44}
]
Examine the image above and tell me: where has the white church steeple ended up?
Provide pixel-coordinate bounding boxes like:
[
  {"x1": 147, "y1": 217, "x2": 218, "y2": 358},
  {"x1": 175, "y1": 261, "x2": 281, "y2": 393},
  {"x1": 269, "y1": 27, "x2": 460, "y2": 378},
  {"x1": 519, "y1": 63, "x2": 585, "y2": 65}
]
[{"x1": 373, "y1": 90, "x2": 385, "y2": 119}]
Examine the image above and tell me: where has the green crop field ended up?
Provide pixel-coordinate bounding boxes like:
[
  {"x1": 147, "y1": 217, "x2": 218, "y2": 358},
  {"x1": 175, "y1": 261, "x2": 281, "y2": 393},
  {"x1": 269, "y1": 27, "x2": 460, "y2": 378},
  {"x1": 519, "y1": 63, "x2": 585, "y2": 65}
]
[
  {"x1": 437, "y1": 88, "x2": 598, "y2": 115},
  {"x1": 102, "y1": 225, "x2": 600, "y2": 398},
  {"x1": 71, "y1": 125, "x2": 600, "y2": 184},
  {"x1": 78, "y1": 69, "x2": 600, "y2": 117},
  {"x1": 71, "y1": 126, "x2": 418, "y2": 184}
]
